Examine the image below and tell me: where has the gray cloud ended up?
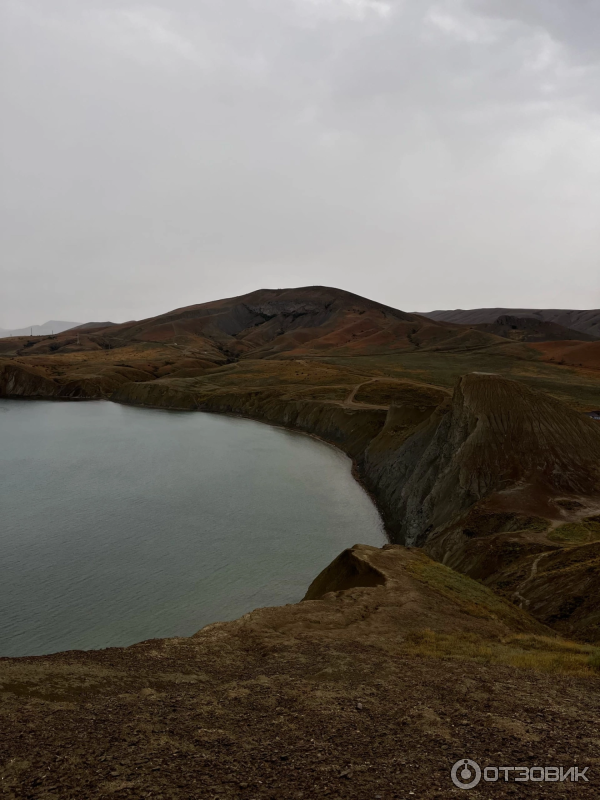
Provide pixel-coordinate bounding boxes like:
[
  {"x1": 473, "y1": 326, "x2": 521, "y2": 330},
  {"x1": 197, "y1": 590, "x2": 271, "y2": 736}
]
[{"x1": 1, "y1": 0, "x2": 599, "y2": 327}]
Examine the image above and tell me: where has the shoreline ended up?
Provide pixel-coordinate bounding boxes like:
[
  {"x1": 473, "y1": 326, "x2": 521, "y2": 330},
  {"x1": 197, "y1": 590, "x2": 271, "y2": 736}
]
[
  {"x1": 109, "y1": 394, "x2": 393, "y2": 543},
  {"x1": 0, "y1": 394, "x2": 392, "y2": 528},
  {"x1": 0, "y1": 394, "x2": 391, "y2": 658},
  {"x1": 1, "y1": 391, "x2": 395, "y2": 543}
]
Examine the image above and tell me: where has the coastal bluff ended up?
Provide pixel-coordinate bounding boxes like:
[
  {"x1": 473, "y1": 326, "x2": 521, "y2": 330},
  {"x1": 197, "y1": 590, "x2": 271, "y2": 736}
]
[{"x1": 2, "y1": 543, "x2": 599, "y2": 798}]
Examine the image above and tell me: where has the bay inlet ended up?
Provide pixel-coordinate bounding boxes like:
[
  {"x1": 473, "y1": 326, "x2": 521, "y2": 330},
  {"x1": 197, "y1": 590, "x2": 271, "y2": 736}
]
[{"x1": 0, "y1": 399, "x2": 385, "y2": 657}]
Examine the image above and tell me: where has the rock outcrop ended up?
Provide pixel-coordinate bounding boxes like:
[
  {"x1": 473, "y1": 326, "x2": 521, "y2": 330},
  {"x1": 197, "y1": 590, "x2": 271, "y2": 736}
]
[{"x1": 0, "y1": 359, "x2": 61, "y2": 398}]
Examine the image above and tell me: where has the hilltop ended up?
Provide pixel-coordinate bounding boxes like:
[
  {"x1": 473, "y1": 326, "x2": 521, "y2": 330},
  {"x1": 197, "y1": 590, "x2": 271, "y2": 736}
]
[{"x1": 2, "y1": 285, "x2": 599, "y2": 407}]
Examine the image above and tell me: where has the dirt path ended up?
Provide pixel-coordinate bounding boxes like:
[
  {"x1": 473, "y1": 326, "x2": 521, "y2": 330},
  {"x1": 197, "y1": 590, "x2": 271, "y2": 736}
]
[
  {"x1": 342, "y1": 376, "x2": 410, "y2": 410},
  {"x1": 512, "y1": 553, "x2": 549, "y2": 608},
  {"x1": 344, "y1": 377, "x2": 379, "y2": 406}
]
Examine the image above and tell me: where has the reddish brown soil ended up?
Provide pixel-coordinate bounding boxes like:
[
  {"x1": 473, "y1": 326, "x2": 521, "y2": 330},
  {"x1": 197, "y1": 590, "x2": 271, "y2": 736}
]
[{"x1": 529, "y1": 341, "x2": 600, "y2": 371}]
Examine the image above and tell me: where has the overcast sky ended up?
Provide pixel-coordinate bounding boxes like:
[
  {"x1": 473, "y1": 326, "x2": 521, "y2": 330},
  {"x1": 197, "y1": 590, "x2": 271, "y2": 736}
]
[{"x1": 1, "y1": 0, "x2": 599, "y2": 328}]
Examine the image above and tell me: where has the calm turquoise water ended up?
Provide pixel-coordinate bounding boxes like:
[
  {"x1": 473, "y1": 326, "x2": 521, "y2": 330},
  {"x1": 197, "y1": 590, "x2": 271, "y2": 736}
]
[{"x1": 0, "y1": 399, "x2": 385, "y2": 657}]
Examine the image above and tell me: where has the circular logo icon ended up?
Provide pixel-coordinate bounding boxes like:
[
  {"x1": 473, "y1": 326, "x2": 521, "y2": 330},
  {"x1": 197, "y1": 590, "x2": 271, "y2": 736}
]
[{"x1": 451, "y1": 759, "x2": 482, "y2": 790}]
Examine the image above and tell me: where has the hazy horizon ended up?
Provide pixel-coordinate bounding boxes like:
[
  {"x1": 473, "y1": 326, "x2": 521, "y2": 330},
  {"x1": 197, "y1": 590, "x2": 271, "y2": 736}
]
[
  {"x1": 2, "y1": 1, "x2": 599, "y2": 328},
  {"x1": 2, "y1": 287, "x2": 600, "y2": 333}
]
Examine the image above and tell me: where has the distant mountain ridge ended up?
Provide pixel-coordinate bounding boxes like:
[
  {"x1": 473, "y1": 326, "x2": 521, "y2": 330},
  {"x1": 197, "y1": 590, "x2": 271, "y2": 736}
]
[
  {"x1": 0, "y1": 320, "x2": 79, "y2": 337},
  {"x1": 419, "y1": 308, "x2": 600, "y2": 338}
]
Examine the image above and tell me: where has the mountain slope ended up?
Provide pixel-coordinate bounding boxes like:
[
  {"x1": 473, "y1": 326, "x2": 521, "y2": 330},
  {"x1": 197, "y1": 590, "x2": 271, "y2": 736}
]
[
  {"x1": 474, "y1": 314, "x2": 595, "y2": 342},
  {"x1": 69, "y1": 286, "x2": 433, "y2": 358},
  {"x1": 420, "y1": 308, "x2": 600, "y2": 338},
  {"x1": 362, "y1": 373, "x2": 600, "y2": 547},
  {"x1": 0, "y1": 287, "x2": 491, "y2": 381}
]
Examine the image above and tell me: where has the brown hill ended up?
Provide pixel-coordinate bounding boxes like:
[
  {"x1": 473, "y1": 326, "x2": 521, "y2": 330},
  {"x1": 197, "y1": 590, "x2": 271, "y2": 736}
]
[
  {"x1": 80, "y1": 286, "x2": 419, "y2": 356},
  {"x1": 474, "y1": 314, "x2": 595, "y2": 343},
  {"x1": 71, "y1": 321, "x2": 118, "y2": 331},
  {"x1": 421, "y1": 307, "x2": 600, "y2": 338},
  {"x1": 119, "y1": 286, "x2": 468, "y2": 357},
  {"x1": 3, "y1": 288, "x2": 600, "y2": 404},
  {"x1": 0, "y1": 287, "x2": 498, "y2": 364},
  {"x1": 528, "y1": 339, "x2": 600, "y2": 371},
  {"x1": 0, "y1": 286, "x2": 497, "y2": 400}
]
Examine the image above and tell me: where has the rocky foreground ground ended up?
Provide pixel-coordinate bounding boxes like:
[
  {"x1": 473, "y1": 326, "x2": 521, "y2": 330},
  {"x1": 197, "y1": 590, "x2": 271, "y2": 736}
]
[{"x1": 2, "y1": 546, "x2": 599, "y2": 799}]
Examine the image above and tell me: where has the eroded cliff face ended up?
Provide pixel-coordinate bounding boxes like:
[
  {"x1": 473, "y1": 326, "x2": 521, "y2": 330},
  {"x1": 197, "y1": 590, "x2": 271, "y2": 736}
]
[
  {"x1": 361, "y1": 373, "x2": 600, "y2": 546},
  {"x1": 0, "y1": 356, "x2": 155, "y2": 400},
  {"x1": 0, "y1": 359, "x2": 61, "y2": 398},
  {"x1": 6, "y1": 356, "x2": 598, "y2": 558}
]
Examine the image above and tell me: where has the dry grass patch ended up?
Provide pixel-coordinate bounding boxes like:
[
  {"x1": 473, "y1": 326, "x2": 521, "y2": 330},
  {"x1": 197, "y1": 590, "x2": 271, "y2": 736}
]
[
  {"x1": 548, "y1": 518, "x2": 600, "y2": 544},
  {"x1": 402, "y1": 629, "x2": 600, "y2": 676},
  {"x1": 404, "y1": 551, "x2": 547, "y2": 633}
]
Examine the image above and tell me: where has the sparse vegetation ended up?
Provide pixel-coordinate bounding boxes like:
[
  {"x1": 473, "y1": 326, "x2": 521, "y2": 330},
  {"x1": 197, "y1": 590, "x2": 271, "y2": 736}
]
[
  {"x1": 548, "y1": 519, "x2": 600, "y2": 544},
  {"x1": 404, "y1": 551, "x2": 546, "y2": 632},
  {"x1": 403, "y1": 628, "x2": 600, "y2": 676}
]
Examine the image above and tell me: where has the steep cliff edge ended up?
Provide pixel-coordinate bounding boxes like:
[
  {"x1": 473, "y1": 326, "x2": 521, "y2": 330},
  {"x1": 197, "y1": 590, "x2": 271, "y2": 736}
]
[
  {"x1": 0, "y1": 356, "x2": 156, "y2": 399},
  {"x1": 0, "y1": 359, "x2": 61, "y2": 398},
  {"x1": 361, "y1": 373, "x2": 600, "y2": 545},
  {"x1": 354, "y1": 374, "x2": 600, "y2": 641},
  {"x1": 1, "y1": 544, "x2": 598, "y2": 798}
]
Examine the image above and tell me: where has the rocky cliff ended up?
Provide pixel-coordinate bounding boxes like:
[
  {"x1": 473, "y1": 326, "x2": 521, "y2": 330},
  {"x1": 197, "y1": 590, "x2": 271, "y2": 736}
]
[
  {"x1": 361, "y1": 373, "x2": 600, "y2": 545},
  {"x1": 0, "y1": 359, "x2": 61, "y2": 398}
]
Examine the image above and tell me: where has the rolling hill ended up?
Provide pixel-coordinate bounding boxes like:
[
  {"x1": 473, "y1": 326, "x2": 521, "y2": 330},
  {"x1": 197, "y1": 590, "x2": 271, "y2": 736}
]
[{"x1": 420, "y1": 307, "x2": 600, "y2": 338}]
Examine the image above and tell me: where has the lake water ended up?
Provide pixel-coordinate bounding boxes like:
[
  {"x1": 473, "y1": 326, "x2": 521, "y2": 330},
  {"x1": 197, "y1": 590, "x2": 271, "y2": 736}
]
[{"x1": 0, "y1": 399, "x2": 385, "y2": 657}]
